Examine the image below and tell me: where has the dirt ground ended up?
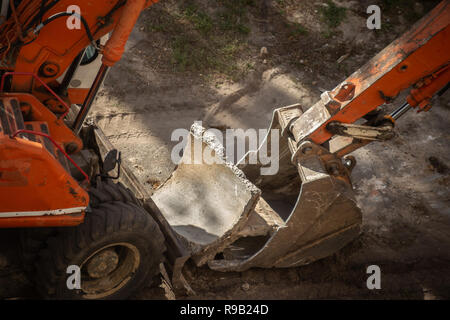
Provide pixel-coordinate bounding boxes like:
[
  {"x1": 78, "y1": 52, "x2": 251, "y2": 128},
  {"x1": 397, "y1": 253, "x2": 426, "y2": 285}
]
[
  {"x1": 94, "y1": 0, "x2": 449, "y2": 300},
  {"x1": 1, "y1": 0, "x2": 449, "y2": 299}
]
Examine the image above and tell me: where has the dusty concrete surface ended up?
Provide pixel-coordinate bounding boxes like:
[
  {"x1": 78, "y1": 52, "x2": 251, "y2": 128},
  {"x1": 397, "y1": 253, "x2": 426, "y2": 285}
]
[{"x1": 0, "y1": 0, "x2": 449, "y2": 299}]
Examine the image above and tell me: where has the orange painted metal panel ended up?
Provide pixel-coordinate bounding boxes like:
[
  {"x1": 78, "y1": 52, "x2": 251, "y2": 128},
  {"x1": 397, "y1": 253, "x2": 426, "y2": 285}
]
[{"x1": 67, "y1": 87, "x2": 89, "y2": 104}]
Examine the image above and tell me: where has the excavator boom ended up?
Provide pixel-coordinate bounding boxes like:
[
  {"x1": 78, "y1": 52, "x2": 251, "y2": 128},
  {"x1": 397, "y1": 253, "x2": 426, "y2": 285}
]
[{"x1": 0, "y1": 0, "x2": 448, "y2": 298}]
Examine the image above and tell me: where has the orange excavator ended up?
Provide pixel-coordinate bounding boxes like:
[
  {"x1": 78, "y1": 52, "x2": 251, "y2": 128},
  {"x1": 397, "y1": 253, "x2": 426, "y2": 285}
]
[{"x1": 0, "y1": 0, "x2": 448, "y2": 299}]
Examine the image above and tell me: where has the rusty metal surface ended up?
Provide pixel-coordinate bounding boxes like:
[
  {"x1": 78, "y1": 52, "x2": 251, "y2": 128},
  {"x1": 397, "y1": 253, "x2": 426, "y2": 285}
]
[
  {"x1": 299, "y1": 2, "x2": 450, "y2": 145},
  {"x1": 207, "y1": 108, "x2": 362, "y2": 271}
]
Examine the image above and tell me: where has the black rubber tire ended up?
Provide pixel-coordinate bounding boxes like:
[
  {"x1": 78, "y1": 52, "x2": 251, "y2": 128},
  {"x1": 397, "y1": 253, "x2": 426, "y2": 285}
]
[
  {"x1": 19, "y1": 180, "x2": 139, "y2": 273},
  {"x1": 25, "y1": 181, "x2": 166, "y2": 299}
]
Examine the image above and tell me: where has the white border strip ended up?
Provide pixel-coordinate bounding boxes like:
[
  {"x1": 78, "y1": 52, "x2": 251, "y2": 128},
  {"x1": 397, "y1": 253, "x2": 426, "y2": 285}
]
[{"x1": 0, "y1": 207, "x2": 86, "y2": 218}]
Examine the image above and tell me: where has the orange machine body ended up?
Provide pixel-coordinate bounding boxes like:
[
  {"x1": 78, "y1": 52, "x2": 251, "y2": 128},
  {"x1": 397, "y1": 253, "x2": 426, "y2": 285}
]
[{"x1": 0, "y1": 0, "x2": 158, "y2": 228}]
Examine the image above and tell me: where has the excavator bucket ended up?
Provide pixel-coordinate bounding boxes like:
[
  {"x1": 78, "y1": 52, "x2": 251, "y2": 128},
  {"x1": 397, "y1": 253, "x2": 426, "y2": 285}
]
[{"x1": 151, "y1": 104, "x2": 362, "y2": 272}]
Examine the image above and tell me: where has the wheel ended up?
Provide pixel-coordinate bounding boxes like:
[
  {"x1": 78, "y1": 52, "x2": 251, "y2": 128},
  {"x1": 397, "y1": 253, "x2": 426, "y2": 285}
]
[{"x1": 27, "y1": 181, "x2": 166, "y2": 299}]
